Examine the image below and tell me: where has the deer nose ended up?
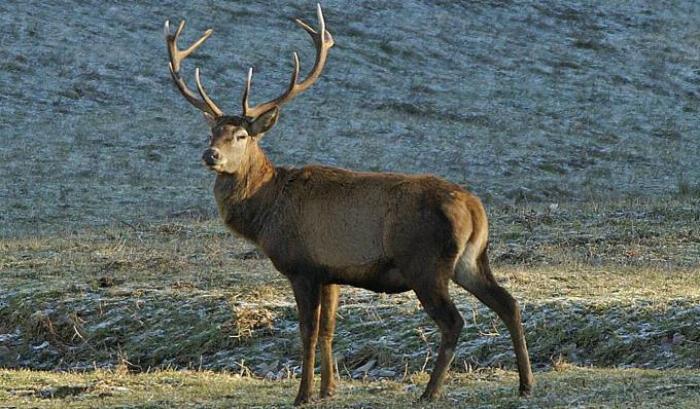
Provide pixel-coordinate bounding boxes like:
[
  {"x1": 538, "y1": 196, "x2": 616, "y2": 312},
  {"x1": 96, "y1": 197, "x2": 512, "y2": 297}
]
[{"x1": 202, "y1": 148, "x2": 221, "y2": 166}]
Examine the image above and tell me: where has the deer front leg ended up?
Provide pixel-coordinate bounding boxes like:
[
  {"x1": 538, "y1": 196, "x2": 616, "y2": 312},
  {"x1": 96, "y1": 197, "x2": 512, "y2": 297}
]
[
  {"x1": 319, "y1": 284, "x2": 340, "y2": 399},
  {"x1": 291, "y1": 278, "x2": 322, "y2": 406}
]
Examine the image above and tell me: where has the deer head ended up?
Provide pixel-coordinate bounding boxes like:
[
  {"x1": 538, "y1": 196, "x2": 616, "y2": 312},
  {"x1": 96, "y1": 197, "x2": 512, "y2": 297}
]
[{"x1": 164, "y1": 4, "x2": 334, "y2": 175}]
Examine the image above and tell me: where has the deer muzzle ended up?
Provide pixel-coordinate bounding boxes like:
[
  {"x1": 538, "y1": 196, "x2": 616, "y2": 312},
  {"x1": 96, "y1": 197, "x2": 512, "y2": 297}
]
[{"x1": 202, "y1": 148, "x2": 221, "y2": 167}]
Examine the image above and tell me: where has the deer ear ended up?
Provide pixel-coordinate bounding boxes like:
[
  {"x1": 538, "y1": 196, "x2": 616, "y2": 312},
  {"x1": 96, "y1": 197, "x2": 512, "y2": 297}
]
[
  {"x1": 202, "y1": 112, "x2": 218, "y2": 127},
  {"x1": 248, "y1": 107, "x2": 279, "y2": 137}
]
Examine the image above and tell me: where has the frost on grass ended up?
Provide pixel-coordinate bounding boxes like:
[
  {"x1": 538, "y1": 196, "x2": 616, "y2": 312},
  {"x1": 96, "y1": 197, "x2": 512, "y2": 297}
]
[{"x1": 1, "y1": 284, "x2": 698, "y2": 378}]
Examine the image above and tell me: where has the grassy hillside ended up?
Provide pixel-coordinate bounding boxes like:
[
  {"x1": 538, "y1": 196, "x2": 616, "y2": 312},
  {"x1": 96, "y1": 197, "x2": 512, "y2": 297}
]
[{"x1": 1, "y1": 0, "x2": 699, "y2": 235}]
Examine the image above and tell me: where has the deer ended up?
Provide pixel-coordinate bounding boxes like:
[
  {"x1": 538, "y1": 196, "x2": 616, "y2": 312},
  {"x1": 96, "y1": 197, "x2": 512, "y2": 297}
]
[{"x1": 164, "y1": 4, "x2": 533, "y2": 406}]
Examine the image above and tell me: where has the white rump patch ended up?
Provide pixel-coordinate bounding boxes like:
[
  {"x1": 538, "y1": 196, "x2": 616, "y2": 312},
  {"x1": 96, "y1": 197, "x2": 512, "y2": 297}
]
[{"x1": 452, "y1": 245, "x2": 482, "y2": 289}]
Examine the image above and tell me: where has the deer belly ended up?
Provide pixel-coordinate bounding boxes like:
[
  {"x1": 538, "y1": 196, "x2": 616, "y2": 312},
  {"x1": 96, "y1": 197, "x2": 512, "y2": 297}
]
[{"x1": 327, "y1": 261, "x2": 410, "y2": 294}]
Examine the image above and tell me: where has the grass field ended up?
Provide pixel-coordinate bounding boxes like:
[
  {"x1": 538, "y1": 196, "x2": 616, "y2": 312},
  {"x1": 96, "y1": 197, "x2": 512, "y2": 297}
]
[
  {"x1": 2, "y1": 367, "x2": 700, "y2": 408},
  {"x1": 1, "y1": 0, "x2": 700, "y2": 408},
  {"x1": 2, "y1": 198, "x2": 699, "y2": 407}
]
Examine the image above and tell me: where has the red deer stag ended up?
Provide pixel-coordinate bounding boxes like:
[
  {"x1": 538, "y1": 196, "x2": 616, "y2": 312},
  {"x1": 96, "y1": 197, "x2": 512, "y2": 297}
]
[{"x1": 164, "y1": 4, "x2": 533, "y2": 405}]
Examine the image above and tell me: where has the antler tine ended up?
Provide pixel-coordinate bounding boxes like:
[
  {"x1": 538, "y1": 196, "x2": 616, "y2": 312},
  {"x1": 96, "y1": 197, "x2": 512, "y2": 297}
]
[
  {"x1": 289, "y1": 52, "x2": 301, "y2": 88},
  {"x1": 294, "y1": 18, "x2": 316, "y2": 36},
  {"x1": 175, "y1": 20, "x2": 185, "y2": 42},
  {"x1": 242, "y1": 53, "x2": 301, "y2": 118},
  {"x1": 165, "y1": 20, "x2": 224, "y2": 117},
  {"x1": 242, "y1": 67, "x2": 253, "y2": 116},
  {"x1": 194, "y1": 68, "x2": 224, "y2": 117},
  {"x1": 317, "y1": 3, "x2": 326, "y2": 41},
  {"x1": 242, "y1": 3, "x2": 334, "y2": 118}
]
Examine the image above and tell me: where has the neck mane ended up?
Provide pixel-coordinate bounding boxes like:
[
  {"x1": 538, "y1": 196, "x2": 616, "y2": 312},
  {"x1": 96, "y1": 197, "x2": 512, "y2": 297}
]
[{"x1": 213, "y1": 143, "x2": 278, "y2": 241}]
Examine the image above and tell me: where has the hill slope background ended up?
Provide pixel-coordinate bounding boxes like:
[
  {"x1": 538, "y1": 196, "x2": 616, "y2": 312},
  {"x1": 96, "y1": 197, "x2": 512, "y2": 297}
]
[{"x1": 1, "y1": 0, "x2": 698, "y2": 235}]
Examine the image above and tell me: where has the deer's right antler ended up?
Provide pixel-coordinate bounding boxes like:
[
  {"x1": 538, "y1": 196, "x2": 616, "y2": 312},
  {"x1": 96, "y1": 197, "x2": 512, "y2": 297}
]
[{"x1": 164, "y1": 20, "x2": 224, "y2": 118}]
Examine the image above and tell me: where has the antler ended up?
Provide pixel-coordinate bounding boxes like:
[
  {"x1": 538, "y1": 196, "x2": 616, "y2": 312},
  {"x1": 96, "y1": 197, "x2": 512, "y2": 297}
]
[
  {"x1": 164, "y1": 20, "x2": 224, "y2": 117},
  {"x1": 165, "y1": 4, "x2": 333, "y2": 120},
  {"x1": 242, "y1": 3, "x2": 334, "y2": 118}
]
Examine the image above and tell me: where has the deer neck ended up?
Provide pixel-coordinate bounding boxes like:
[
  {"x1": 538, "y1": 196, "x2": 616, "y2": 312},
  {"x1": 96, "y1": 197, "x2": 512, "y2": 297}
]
[{"x1": 213, "y1": 143, "x2": 277, "y2": 241}]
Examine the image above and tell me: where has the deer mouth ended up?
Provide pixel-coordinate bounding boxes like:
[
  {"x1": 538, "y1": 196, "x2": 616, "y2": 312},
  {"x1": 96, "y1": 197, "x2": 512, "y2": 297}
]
[{"x1": 203, "y1": 161, "x2": 225, "y2": 172}]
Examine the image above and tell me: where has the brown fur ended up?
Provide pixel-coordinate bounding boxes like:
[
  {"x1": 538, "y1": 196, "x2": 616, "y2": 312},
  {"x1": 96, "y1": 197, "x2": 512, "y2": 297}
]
[{"x1": 203, "y1": 116, "x2": 534, "y2": 404}]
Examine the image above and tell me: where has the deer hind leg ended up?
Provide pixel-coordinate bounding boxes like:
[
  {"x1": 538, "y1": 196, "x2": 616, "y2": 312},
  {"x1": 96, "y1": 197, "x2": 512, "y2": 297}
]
[
  {"x1": 413, "y1": 277, "x2": 465, "y2": 401},
  {"x1": 453, "y1": 247, "x2": 534, "y2": 396},
  {"x1": 290, "y1": 278, "x2": 322, "y2": 406},
  {"x1": 319, "y1": 284, "x2": 339, "y2": 399}
]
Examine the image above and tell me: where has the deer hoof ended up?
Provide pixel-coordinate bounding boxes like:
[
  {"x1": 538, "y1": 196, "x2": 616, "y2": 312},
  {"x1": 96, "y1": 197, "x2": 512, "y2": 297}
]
[
  {"x1": 293, "y1": 394, "x2": 314, "y2": 406},
  {"x1": 418, "y1": 390, "x2": 438, "y2": 402},
  {"x1": 320, "y1": 387, "x2": 336, "y2": 399},
  {"x1": 519, "y1": 386, "x2": 533, "y2": 398}
]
